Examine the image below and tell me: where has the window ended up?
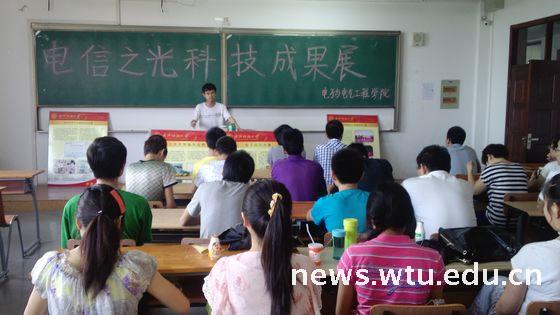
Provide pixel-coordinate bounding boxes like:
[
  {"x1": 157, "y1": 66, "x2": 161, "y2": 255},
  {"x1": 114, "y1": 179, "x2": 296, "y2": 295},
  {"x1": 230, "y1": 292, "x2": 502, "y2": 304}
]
[
  {"x1": 516, "y1": 24, "x2": 546, "y2": 65},
  {"x1": 552, "y1": 21, "x2": 560, "y2": 61}
]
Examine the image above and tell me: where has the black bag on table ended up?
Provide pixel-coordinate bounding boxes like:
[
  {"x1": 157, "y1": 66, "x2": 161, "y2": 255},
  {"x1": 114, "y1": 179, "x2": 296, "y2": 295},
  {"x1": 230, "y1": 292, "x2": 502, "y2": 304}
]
[{"x1": 420, "y1": 226, "x2": 521, "y2": 264}]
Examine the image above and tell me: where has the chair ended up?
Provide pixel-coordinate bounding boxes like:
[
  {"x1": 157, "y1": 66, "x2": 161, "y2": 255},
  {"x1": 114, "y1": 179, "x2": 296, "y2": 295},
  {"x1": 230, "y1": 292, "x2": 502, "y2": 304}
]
[
  {"x1": 503, "y1": 192, "x2": 538, "y2": 244},
  {"x1": 526, "y1": 301, "x2": 560, "y2": 315},
  {"x1": 0, "y1": 189, "x2": 24, "y2": 280},
  {"x1": 370, "y1": 304, "x2": 467, "y2": 315},
  {"x1": 181, "y1": 237, "x2": 210, "y2": 245},
  {"x1": 148, "y1": 201, "x2": 164, "y2": 209},
  {"x1": 66, "y1": 239, "x2": 137, "y2": 249}
]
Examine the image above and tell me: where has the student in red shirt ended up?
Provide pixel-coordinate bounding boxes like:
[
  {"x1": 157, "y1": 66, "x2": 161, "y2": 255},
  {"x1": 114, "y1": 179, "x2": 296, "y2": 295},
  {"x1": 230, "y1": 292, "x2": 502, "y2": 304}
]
[{"x1": 336, "y1": 182, "x2": 445, "y2": 315}]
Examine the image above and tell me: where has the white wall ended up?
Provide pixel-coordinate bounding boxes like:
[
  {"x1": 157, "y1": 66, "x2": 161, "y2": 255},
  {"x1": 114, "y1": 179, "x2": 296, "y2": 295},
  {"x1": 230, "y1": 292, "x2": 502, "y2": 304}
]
[
  {"x1": 472, "y1": 0, "x2": 560, "y2": 155},
  {"x1": 1, "y1": 0, "x2": 489, "y2": 183}
]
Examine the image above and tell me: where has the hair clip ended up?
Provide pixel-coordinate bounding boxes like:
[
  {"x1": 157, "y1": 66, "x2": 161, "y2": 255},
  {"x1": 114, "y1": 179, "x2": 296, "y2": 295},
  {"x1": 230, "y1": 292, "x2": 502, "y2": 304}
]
[{"x1": 268, "y1": 193, "x2": 283, "y2": 217}]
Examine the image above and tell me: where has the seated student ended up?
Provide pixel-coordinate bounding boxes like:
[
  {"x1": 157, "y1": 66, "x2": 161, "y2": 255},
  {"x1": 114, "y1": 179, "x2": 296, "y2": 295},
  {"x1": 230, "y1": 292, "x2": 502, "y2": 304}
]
[
  {"x1": 314, "y1": 119, "x2": 347, "y2": 187},
  {"x1": 195, "y1": 135, "x2": 237, "y2": 187},
  {"x1": 402, "y1": 145, "x2": 476, "y2": 239},
  {"x1": 267, "y1": 124, "x2": 306, "y2": 167},
  {"x1": 181, "y1": 150, "x2": 254, "y2": 238},
  {"x1": 24, "y1": 185, "x2": 189, "y2": 315},
  {"x1": 272, "y1": 128, "x2": 327, "y2": 201},
  {"x1": 190, "y1": 82, "x2": 239, "y2": 130},
  {"x1": 125, "y1": 135, "x2": 177, "y2": 208},
  {"x1": 60, "y1": 137, "x2": 152, "y2": 249},
  {"x1": 469, "y1": 174, "x2": 560, "y2": 315},
  {"x1": 467, "y1": 144, "x2": 528, "y2": 227},
  {"x1": 203, "y1": 180, "x2": 321, "y2": 314},
  {"x1": 530, "y1": 135, "x2": 560, "y2": 190},
  {"x1": 347, "y1": 142, "x2": 394, "y2": 192},
  {"x1": 191, "y1": 127, "x2": 226, "y2": 179},
  {"x1": 446, "y1": 126, "x2": 480, "y2": 175},
  {"x1": 336, "y1": 182, "x2": 445, "y2": 315},
  {"x1": 308, "y1": 149, "x2": 370, "y2": 233}
]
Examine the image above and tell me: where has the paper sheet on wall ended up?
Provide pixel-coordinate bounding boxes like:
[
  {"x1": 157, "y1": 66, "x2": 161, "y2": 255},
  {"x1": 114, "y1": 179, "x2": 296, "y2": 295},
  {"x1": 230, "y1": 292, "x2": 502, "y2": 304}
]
[
  {"x1": 151, "y1": 130, "x2": 276, "y2": 174},
  {"x1": 327, "y1": 114, "x2": 381, "y2": 158},
  {"x1": 48, "y1": 112, "x2": 109, "y2": 186}
]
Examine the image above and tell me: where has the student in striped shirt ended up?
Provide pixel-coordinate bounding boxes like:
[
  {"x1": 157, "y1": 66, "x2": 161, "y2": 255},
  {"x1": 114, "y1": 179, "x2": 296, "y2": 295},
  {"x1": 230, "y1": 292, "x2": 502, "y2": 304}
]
[
  {"x1": 336, "y1": 182, "x2": 445, "y2": 315},
  {"x1": 467, "y1": 144, "x2": 528, "y2": 227}
]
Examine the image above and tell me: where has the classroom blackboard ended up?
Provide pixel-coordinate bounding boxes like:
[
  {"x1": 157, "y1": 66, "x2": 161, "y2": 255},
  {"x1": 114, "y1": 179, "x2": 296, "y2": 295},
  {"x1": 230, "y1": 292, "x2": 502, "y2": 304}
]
[
  {"x1": 226, "y1": 32, "x2": 399, "y2": 107},
  {"x1": 35, "y1": 29, "x2": 221, "y2": 106},
  {"x1": 34, "y1": 25, "x2": 400, "y2": 109}
]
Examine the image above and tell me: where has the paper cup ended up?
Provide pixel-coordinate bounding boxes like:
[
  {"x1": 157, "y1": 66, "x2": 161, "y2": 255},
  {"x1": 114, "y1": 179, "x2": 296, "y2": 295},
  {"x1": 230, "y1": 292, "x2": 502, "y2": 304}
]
[{"x1": 308, "y1": 242, "x2": 324, "y2": 266}]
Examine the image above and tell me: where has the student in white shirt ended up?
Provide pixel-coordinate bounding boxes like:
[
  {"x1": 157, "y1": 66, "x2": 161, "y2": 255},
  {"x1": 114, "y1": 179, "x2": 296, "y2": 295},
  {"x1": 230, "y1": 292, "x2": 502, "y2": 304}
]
[
  {"x1": 195, "y1": 136, "x2": 237, "y2": 187},
  {"x1": 470, "y1": 173, "x2": 560, "y2": 315},
  {"x1": 190, "y1": 83, "x2": 239, "y2": 130},
  {"x1": 402, "y1": 145, "x2": 477, "y2": 239},
  {"x1": 529, "y1": 136, "x2": 560, "y2": 190}
]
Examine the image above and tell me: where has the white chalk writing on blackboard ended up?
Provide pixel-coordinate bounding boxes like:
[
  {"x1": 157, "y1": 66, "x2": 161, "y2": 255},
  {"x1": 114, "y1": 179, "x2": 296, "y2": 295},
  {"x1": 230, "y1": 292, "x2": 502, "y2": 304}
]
[
  {"x1": 80, "y1": 44, "x2": 110, "y2": 77},
  {"x1": 321, "y1": 87, "x2": 391, "y2": 100},
  {"x1": 147, "y1": 46, "x2": 178, "y2": 78},
  {"x1": 303, "y1": 46, "x2": 332, "y2": 81},
  {"x1": 332, "y1": 45, "x2": 366, "y2": 82},
  {"x1": 272, "y1": 43, "x2": 297, "y2": 81},
  {"x1": 42, "y1": 41, "x2": 72, "y2": 75},
  {"x1": 230, "y1": 43, "x2": 265, "y2": 77},
  {"x1": 119, "y1": 46, "x2": 145, "y2": 77},
  {"x1": 184, "y1": 45, "x2": 216, "y2": 81}
]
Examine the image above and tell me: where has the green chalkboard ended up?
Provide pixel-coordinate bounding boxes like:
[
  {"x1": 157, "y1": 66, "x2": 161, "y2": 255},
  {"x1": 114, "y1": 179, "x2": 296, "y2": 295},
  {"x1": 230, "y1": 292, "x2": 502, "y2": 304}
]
[
  {"x1": 225, "y1": 32, "x2": 399, "y2": 107},
  {"x1": 35, "y1": 29, "x2": 221, "y2": 106}
]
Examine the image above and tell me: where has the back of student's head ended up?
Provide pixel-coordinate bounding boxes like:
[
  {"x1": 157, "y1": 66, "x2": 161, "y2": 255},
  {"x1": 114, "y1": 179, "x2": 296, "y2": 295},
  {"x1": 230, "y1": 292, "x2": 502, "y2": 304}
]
[
  {"x1": 446, "y1": 126, "x2": 466, "y2": 145},
  {"x1": 215, "y1": 136, "x2": 237, "y2": 156},
  {"x1": 326, "y1": 119, "x2": 344, "y2": 139},
  {"x1": 282, "y1": 128, "x2": 304, "y2": 156},
  {"x1": 367, "y1": 182, "x2": 416, "y2": 238},
  {"x1": 205, "y1": 127, "x2": 226, "y2": 150},
  {"x1": 551, "y1": 136, "x2": 560, "y2": 150},
  {"x1": 242, "y1": 180, "x2": 293, "y2": 315},
  {"x1": 273, "y1": 124, "x2": 293, "y2": 145},
  {"x1": 347, "y1": 142, "x2": 368, "y2": 159},
  {"x1": 223, "y1": 150, "x2": 255, "y2": 183},
  {"x1": 76, "y1": 184, "x2": 124, "y2": 296},
  {"x1": 332, "y1": 148, "x2": 364, "y2": 184},
  {"x1": 543, "y1": 173, "x2": 560, "y2": 215},
  {"x1": 87, "y1": 136, "x2": 127, "y2": 179},
  {"x1": 416, "y1": 145, "x2": 451, "y2": 173},
  {"x1": 481, "y1": 144, "x2": 509, "y2": 164},
  {"x1": 201, "y1": 82, "x2": 216, "y2": 93},
  {"x1": 144, "y1": 135, "x2": 167, "y2": 156}
]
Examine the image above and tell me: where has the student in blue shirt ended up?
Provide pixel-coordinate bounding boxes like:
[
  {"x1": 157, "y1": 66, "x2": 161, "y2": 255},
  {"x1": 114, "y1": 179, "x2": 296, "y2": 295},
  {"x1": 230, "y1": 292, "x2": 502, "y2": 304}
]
[
  {"x1": 307, "y1": 148, "x2": 370, "y2": 233},
  {"x1": 446, "y1": 126, "x2": 480, "y2": 175}
]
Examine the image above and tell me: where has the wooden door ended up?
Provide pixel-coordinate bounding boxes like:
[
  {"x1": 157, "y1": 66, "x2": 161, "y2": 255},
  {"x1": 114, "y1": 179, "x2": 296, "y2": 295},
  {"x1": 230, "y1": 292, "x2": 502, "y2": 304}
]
[{"x1": 505, "y1": 61, "x2": 560, "y2": 162}]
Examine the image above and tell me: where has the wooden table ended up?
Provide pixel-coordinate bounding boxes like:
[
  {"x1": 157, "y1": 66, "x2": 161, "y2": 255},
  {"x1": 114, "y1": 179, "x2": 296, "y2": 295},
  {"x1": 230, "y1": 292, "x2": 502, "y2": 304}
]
[
  {"x1": 292, "y1": 201, "x2": 314, "y2": 220},
  {"x1": 173, "y1": 183, "x2": 196, "y2": 200},
  {"x1": 151, "y1": 208, "x2": 200, "y2": 241},
  {"x1": 504, "y1": 200, "x2": 543, "y2": 217},
  {"x1": 0, "y1": 170, "x2": 44, "y2": 256}
]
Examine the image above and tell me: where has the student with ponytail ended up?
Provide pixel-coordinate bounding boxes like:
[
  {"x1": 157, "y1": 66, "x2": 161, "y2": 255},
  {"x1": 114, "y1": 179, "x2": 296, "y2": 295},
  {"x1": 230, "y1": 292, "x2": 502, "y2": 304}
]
[
  {"x1": 24, "y1": 185, "x2": 190, "y2": 315},
  {"x1": 203, "y1": 179, "x2": 322, "y2": 314}
]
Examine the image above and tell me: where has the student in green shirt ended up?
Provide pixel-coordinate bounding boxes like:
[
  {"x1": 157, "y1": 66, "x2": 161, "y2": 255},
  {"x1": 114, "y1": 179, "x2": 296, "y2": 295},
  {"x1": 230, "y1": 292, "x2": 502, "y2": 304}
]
[{"x1": 60, "y1": 136, "x2": 152, "y2": 248}]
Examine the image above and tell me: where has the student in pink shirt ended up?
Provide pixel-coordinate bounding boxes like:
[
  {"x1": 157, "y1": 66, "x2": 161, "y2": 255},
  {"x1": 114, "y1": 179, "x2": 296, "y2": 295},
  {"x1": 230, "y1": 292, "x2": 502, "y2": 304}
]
[{"x1": 336, "y1": 182, "x2": 445, "y2": 315}]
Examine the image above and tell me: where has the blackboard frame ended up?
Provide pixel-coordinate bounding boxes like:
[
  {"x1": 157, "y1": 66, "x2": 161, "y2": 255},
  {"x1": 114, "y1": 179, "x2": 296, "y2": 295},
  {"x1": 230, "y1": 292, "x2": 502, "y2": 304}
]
[{"x1": 31, "y1": 23, "x2": 401, "y2": 131}]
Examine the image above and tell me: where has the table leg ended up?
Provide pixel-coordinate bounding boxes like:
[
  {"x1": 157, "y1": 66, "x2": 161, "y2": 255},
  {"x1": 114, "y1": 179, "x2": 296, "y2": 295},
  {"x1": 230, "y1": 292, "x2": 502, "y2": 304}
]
[
  {"x1": 23, "y1": 178, "x2": 41, "y2": 257},
  {"x1": 0, "y1": 231, "x2": 7, "y2": 280}
]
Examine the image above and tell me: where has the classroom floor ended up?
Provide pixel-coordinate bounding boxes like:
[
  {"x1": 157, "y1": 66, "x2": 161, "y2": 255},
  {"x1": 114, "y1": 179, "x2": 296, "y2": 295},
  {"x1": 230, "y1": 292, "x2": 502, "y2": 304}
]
[{"x1": 0, "y1": 210, "x2": 205, "y2": 314}]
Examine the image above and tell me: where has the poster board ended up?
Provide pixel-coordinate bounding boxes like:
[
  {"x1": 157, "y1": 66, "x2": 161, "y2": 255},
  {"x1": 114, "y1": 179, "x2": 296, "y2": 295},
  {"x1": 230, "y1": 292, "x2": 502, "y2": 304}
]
[
  {"x1": 327, "y1": 114, "x2": 381, "y2": 158},
  {"x1": 48, "y1": 111, "x2": 109, "y2": 186},
  {"x1": 151, "y1": 130, "x2": 276, "y2": 174}
]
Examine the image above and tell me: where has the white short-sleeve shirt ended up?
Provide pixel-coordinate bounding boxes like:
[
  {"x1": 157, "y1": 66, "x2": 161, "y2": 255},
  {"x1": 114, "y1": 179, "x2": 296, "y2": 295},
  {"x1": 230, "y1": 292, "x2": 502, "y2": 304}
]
[
  {"x1": 511, "y1": 238, "x2": 560, "y2": 315},
  {"x1": 192, "y1": 102, "x2": 231, "y2": 130},
  {"x1": 402, "y1": 170, "x2": 477, "y2": 239}
]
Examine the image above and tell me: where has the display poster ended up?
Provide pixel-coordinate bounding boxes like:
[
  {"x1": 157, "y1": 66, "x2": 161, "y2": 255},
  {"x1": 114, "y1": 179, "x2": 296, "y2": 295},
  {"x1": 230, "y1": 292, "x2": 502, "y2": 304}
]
[{"x1": 327, "y1": 114, "x2": 381, "y2": 158}]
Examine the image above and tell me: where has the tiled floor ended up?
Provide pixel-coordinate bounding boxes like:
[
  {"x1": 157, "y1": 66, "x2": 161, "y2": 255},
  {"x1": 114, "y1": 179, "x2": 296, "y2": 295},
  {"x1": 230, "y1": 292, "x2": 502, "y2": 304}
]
[{"x1": 0, "y1": 210, "x2": 205, "y2": 314}]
